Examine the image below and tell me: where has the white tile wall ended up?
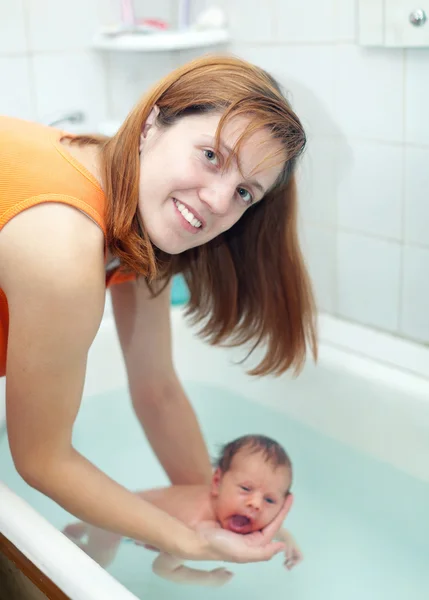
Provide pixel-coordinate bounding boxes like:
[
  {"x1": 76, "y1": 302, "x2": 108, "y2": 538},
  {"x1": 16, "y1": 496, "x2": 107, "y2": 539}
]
[
  {"x1": 298, "y1": 137, "x2": 337, "y2": 226},
  {"x1": 404, "y1": 147, "x2": 429, "y2": 247},
  {"x1": 0, "y1": 0, "x2": 428, "y2": 347},
  {"x1": 0, "y1": 0, "x2": 27, "y2": 54},
  {"x1": 0, "y1": 57, "x2": 35, "y2": 120},
  {"x1": 337, "y1": 140, "x2": 403, "y2": 240},
  {"x1": 95, "y1": 0, "x2": 121, "y2": 26},
  {"x1": 337, "y1": 232, "x2": 401, "y2": 331},
  {"x1": 400, "y1": 246, "x2": 429, "y2": 342},
  {"x1": 219, "y1": 0, "x2": 274, "y2": 43},
  {"x1": 235, "y1": 44, "x2": 336, "y2": 137},
  {"x1": 25, "y1": 0, "x2": 100, "y2": 52},
  {"x1": 405, "y1": 49, "x2": 429, "y2": 145},
  {"x1": 334, "y1": 0, "x2": 357, "y2": 42},
  {"x1": 300, "y1": 224, "x2": 337, "y2": 313},
  {"x1": 32, "y1": 52, "x2": 108, "y2": 130},
  {"x1": 106, "y1": 52, "x2": 176, "y2": 121},
  {"x1": 274, "y1": 0, "x2": 335, "y2": 43},
  {"x1": 333, "y1": 45, "x2": 404, "y2": 142}
]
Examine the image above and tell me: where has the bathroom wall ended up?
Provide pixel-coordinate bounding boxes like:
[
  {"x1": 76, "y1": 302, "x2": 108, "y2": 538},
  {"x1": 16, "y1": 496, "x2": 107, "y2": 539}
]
[
  {"x1": 0, "y1": 0, "x2": 207, "y2": 129},
  {"x1": 0, "y1": 0, "x2": 111, "y2": 129},
  {"x1": 1, "y1": 0, "x2": 428, "y2": 346},
  {"x1": 215, "y1": 0, "x2": 429, "y2": 346}
]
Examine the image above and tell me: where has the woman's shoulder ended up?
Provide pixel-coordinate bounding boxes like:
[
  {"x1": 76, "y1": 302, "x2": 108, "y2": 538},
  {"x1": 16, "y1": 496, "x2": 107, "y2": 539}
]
[
  {"x1": 0, "y1": 118, "x2": 107, "y2": 241},
  {"x1": 0, "y1": 202, "x2": 105, "y2": 298}
]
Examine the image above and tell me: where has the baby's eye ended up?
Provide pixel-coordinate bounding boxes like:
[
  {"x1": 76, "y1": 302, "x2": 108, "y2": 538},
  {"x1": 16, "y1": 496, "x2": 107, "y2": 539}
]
[
  {"x1": 237, "y1": 187, "x2": 253, "y2": 205},
  {"x1": 265, "y1": 498, "x2": 276, "y2": 504},
  {"x1": 203, "y1": 149, "x2": 220, "y2": 166},
  {"x1": 240, "y1": 485, "x2": 251, "y2": 492}
]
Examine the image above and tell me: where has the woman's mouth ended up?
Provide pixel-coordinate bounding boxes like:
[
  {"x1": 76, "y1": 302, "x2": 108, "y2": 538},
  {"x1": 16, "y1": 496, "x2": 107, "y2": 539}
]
[{"x1": 173, "y1": 198, "x2": 203, "y2": 231}]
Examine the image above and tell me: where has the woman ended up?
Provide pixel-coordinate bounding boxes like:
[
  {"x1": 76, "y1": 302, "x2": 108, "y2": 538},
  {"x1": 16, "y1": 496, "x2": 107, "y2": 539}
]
[{"x1": 0, "y1": 55, "x2": 316, "y2": 563}]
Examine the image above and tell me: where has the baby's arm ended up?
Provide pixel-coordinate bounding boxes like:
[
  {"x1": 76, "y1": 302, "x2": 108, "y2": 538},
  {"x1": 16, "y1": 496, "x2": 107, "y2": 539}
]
[
  {"x1": 152, "y1": 553, "x2": 233, "y2": 587},
  {"x1": 275, "y1": 528, "x2": 303, "y2": 570}
]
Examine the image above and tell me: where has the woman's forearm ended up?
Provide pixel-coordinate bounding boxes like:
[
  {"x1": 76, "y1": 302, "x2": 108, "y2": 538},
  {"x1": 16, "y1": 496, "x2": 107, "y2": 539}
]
[
  {"x1": 27, "y1": 447, "x2": 201, "y2": 558},
  {"x1": 132, "y1": 378, "x2": 212, "y2": 485},
  {"x1": 111, "y1": 280, "x2": 212, "y2": 485}
]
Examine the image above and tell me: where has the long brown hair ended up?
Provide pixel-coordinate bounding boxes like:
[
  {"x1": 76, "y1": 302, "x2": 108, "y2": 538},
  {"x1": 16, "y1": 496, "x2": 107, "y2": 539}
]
[{"x1": 70, "y1": 54, "x2": 317, "y2": 376}]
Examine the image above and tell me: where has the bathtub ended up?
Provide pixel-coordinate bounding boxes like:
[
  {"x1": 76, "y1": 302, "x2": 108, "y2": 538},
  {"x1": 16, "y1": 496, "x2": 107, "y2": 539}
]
[{"x1": 1, "y1": 302, "x2": 428, "y2": 600}]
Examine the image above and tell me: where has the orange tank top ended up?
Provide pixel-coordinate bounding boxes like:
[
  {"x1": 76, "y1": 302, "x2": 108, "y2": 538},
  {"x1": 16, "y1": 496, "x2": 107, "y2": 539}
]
[{"x1": 0, "y1": 116, "x2": 135, "y2": 377}]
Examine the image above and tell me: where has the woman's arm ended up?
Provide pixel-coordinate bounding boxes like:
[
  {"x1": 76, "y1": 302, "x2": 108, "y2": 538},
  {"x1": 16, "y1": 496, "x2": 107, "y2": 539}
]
[
  {"x1": 0, "y1": 205, "x2": 199, "y2": 557},
  {"x1": 0, "y1": 204, "x2": 287, "y2": 564},
  {"x1": 110, "y1": 278, "x2": 212, "y2": 485}
]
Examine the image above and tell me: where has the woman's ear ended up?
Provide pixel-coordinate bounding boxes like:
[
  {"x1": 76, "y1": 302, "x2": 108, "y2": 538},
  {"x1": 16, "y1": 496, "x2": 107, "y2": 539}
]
[
  {"x1": 140, "y1": 105, "x2": 160, "y2": 151},
  {"x1": 211, "y1": 467, "x2": 223, "y2": 497}
]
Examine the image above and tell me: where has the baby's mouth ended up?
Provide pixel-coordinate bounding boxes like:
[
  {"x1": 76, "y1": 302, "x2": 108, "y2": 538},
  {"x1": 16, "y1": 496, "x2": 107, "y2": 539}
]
[{"x1": 226, "y1": 515, "x2": 252, "y2": 533}]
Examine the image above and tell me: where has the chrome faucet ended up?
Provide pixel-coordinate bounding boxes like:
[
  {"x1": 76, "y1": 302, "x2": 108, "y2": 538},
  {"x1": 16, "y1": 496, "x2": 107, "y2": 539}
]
[{"x1": 44, "y1": 110, "x2": 85, "y2": 128}]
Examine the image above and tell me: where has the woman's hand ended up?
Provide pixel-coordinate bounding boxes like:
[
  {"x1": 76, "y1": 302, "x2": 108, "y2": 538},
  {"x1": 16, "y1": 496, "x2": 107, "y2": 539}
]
[{"x1": 193, "y1": 494, "x2": 294, "y2": 563}]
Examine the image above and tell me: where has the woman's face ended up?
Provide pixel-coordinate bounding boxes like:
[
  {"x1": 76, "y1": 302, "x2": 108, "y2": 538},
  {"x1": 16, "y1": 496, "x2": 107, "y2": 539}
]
[{"x1": 138, "y1": 109, "x2": 285, "y2": 254}]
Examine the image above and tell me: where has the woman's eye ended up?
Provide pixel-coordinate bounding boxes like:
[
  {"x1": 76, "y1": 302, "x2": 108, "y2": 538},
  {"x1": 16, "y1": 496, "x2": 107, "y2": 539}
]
[
  {"x1": 237, "y1": 187, "x2": 253, "y2": 205},
  {"x1": 203, "y1": 149, "x2": 220, "y2": 166}
]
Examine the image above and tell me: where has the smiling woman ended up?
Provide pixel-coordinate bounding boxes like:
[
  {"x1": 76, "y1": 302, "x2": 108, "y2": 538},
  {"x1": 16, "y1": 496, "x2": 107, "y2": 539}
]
[
  {"x1": 68, "y1": 54, "x2": 315, "y2": 376},
  {"x1": 136, "y1": 110, "x2": 285, "y2": 253},
  {"x1": 0, "y1": 54, "x2": 316, "y2": 568}
]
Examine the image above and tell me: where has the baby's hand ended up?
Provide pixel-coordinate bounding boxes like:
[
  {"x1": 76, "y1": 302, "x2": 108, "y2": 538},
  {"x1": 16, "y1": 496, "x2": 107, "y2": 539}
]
[{"x1": 281, "y1": 530, "x2": 303, "y2": 570}]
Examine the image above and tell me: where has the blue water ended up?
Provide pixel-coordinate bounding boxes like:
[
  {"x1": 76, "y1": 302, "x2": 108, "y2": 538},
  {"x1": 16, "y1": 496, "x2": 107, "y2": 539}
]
[
  {"x1": 171, "y1": 275, "x2": 190, "y2": 306},
  {"x1": 1, "y1": 382, "x2": 428, "y2": 599}
]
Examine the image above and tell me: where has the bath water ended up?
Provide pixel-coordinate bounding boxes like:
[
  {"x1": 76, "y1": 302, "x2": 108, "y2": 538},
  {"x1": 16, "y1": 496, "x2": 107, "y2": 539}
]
[{"x1": 1, "y1": 383, "x2": 428, "y2": 600}]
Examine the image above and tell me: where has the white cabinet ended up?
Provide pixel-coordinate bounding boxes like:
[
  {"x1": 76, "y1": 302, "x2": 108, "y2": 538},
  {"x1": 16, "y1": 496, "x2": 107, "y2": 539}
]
[{"x1": 359, "y1": 0, "x2": 429, "y2": 46}]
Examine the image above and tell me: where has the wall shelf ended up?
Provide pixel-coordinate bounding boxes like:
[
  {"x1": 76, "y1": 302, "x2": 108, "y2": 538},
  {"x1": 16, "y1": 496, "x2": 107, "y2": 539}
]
[{"x1": 92, "y1": 28, "x2": 230, "y2": 52}]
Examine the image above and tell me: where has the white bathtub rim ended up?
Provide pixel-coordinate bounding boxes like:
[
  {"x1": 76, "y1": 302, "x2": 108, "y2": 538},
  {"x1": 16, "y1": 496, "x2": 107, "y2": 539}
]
[
  {"x1": 316, "y1": 342, "x2": 429, "y2": 401},
  {"x1": 0, "y1": 482, "x2": 138, "y2": 600},
  {"x1": 318, "y1": 313, "x2": 429, "y2": 382},
  {"x1": 169, "y1": 308, "x2": 429, "y2": 399}
]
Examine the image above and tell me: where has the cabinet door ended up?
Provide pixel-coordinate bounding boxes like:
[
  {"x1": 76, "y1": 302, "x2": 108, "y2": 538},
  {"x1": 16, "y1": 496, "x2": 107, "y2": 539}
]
[{"x1": 385, "y1": 0, "x2": 429, "y2": 46}]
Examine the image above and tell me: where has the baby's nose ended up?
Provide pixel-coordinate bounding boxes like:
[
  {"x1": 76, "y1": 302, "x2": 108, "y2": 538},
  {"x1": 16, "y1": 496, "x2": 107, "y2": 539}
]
[{"x1": 247, "y1": 494, "x2": 262, "y2": 510}]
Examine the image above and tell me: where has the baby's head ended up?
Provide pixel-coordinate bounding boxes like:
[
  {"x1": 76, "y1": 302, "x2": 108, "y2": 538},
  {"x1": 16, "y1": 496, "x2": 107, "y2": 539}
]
[{"x1": 211, "y1": 434, "x2": 292, "y2": 534}]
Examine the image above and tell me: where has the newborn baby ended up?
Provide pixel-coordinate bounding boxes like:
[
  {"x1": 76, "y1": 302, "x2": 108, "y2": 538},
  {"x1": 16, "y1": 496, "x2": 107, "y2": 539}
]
[{"x1": 63, "y1": 434, "x2": 302, "y2": 587}]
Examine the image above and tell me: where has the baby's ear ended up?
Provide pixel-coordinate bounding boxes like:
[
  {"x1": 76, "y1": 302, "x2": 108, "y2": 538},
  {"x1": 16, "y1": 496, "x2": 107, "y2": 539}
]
[{"x1": 211, "y1": 467, "x2": 222, "y2": 496}]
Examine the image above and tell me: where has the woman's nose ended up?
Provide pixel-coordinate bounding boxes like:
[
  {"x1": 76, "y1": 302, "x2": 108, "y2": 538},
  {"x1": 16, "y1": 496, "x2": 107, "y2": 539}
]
[{"x1": 198, "y1": 181, "x2": 234, "y2": 215}]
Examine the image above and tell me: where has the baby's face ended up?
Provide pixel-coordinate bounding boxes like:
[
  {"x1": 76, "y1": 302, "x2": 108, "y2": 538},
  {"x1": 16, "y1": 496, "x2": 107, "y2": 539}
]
[{"x1": 211, "y1": 450, "x2": 291, "y2": 534}]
